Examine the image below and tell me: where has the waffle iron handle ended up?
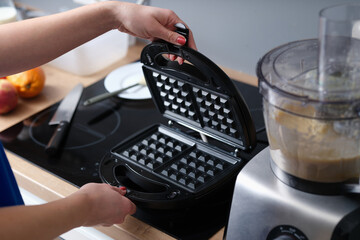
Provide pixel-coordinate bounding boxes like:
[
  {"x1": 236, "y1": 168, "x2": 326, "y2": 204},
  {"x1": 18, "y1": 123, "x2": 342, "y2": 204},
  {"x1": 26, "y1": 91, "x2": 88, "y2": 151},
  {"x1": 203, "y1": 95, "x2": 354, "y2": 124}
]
[
  {"x1": 174, "y1": 23, "x2": 189, "y2": 47},
  {"x1": 116, "y1": 164, "x2": 180, "y2": 201},
  {"x1": 141, "y1": 25, "x2": 246, "y2": 99}
]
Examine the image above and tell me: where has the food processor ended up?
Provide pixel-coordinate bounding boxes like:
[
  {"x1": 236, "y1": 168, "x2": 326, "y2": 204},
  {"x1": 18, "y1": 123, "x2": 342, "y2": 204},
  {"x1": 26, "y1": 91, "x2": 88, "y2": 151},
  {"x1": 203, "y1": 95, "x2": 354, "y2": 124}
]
[{"x1": 225, "y1": 4, "x2": 360, "y2": 240}]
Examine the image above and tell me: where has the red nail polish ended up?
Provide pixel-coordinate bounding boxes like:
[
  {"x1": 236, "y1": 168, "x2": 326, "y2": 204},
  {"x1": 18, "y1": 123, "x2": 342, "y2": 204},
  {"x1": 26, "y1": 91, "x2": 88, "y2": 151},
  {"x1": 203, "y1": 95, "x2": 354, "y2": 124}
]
[
  {"x1": 176, "y1": 36, "x2": 186, "y2": 45},
  {"x1": 119, "y1": 186, "x2": 126, "y2": 191}
]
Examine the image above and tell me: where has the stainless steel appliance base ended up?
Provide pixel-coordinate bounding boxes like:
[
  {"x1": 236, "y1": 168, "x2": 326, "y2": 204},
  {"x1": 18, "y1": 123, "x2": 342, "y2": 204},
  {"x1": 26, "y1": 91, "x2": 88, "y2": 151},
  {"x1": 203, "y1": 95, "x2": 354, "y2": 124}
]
[{"x1": 225, "y1": 147, "x2": 360, "y2": 240}]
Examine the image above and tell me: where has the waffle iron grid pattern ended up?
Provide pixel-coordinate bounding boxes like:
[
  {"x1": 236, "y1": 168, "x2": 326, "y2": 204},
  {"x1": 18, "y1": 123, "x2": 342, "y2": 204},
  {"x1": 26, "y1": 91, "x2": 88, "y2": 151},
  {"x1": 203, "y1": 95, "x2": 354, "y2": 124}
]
[
  {"x1": 115, "y1": 129, "x2": 232, "y2": 192},
  {"x1": 152, "y1": 72, "x2": 241, "y2": 139}
]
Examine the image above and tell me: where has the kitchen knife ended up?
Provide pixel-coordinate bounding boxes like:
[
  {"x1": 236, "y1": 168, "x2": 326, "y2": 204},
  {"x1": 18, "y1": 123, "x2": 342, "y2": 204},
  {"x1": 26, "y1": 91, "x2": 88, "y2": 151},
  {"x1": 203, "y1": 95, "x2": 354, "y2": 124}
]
[{"x1": 45, "y1": 83, "x2": 83, "y2": 155}]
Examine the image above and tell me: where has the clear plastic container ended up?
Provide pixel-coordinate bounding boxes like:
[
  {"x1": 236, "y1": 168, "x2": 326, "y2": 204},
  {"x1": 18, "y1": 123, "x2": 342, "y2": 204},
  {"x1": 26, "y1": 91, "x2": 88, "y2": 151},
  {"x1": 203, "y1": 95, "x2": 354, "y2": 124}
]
[
  {"x1": 47, "y1": 30, "x2": 129, "y2": 76},
  {"x1": 257, "y1": 39, "x2": 360, "y2": 183}
]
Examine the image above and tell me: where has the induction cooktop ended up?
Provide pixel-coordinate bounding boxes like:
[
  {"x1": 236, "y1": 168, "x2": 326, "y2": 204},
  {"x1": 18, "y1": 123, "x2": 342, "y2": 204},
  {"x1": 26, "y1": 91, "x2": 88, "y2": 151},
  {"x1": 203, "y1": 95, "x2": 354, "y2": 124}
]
[{"x1": 1, "y1": 76, "x2": 268, "y2": 240}]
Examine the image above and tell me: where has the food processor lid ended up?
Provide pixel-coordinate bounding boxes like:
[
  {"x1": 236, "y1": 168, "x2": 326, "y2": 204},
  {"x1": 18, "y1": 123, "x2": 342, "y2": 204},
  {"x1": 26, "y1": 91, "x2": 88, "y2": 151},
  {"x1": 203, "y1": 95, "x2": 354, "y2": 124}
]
[
  {"x1": 257, "y1": 39, "x2": 322, "y2": 101},
  {"x1": 140, "y1": 41, "x2": 257, "y2": 151},
  {"x1": 257, "y1": 38, "x2": 360, "y2": 102},
  {"x1": 257, "y1": 38, "x2": 360, "y2": 119}
]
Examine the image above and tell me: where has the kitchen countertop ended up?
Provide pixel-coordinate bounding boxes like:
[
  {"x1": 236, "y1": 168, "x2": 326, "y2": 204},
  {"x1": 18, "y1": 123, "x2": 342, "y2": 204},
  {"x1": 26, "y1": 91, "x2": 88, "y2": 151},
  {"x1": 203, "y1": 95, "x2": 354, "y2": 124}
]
[{"x1": 3, "y1": 41, "x2": 258, "y2": 240}]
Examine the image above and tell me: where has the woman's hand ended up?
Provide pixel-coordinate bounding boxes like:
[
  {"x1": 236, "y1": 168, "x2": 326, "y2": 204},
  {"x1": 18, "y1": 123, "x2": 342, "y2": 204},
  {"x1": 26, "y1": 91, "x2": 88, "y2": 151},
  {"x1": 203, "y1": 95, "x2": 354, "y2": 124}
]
[
  {"x1": 70, "y1": 183, "x2": 136, "y2": 226},
  {"x1": 0, "y1": 183, "x2": 136, "y2": 240},
  {"x1": 111, "y1": 2, "x2": 197, "y2": 64},
  {"x1": 112, "y1": 2, "x2": 197, "y2": 50}
]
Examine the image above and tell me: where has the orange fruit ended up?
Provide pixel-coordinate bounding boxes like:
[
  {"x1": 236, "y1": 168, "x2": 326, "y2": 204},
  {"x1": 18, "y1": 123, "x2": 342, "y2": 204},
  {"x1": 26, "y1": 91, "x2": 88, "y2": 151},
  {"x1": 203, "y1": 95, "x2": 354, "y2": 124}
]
[{"x1": 6, "y1": 67, "x2": 46, "y2": 98}]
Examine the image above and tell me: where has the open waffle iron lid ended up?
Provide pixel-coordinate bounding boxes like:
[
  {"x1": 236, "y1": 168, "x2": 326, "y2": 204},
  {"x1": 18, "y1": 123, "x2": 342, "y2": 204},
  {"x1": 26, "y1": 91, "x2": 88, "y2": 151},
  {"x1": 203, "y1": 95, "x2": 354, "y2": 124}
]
[{"x1": 140, "y1": 36, "x2": 256, "y2": 151}]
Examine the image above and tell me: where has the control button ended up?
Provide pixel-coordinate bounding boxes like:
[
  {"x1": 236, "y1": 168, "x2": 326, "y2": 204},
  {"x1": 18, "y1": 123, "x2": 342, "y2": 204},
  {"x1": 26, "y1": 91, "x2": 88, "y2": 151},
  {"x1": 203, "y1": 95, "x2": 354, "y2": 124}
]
[
  {"x1": 272, "y1": 235, "x2": 296, "y2": 240},
  {"x1": 267, "y1": 225, "x2": 308, "y2": 240}
]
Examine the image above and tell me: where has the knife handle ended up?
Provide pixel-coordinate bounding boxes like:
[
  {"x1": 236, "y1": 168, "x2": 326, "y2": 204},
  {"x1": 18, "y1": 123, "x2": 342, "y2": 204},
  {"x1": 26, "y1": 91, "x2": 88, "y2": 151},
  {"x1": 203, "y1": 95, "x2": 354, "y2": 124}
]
[
  {"x1": 83, "y1": 83, "x2": 139, "y2": 106},
  {"x1": 45, "y1": 121, "x2": 70, "y2": 155}
]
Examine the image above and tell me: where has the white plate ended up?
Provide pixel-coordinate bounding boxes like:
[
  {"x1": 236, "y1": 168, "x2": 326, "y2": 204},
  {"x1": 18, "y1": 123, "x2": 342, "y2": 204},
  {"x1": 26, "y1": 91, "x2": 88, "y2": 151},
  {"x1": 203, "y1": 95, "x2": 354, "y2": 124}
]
[{"x1": 104, "y1": 62, "x2": 151, "y2": 100}]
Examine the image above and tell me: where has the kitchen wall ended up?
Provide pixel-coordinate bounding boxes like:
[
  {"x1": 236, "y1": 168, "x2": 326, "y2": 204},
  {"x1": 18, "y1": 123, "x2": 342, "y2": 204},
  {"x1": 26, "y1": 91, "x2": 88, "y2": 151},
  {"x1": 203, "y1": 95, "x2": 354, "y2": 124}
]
[{"x1": 16, "y1": 0, "x2": 359, "y2": 76}]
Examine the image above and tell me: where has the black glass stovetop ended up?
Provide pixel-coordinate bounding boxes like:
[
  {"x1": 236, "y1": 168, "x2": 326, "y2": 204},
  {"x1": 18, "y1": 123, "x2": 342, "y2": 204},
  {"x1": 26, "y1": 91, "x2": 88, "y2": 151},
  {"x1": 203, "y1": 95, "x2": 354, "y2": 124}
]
[{"x1": 1, "y1": 76, "x2": 268, "y2": 240}]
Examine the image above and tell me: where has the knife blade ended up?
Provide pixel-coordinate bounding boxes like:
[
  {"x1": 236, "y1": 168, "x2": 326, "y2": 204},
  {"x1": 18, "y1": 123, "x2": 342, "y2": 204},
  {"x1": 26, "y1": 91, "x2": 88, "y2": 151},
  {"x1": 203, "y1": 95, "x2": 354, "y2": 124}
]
[{"x1": 45, "y1": 83, "x2": 83, "y2": 155}]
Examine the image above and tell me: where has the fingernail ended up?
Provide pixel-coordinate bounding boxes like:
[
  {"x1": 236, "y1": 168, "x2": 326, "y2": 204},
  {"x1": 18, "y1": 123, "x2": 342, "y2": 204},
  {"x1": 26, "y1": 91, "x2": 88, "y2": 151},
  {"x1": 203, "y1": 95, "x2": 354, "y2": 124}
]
[
  {"x1": 176, "y1": 36, "x2": 186, "y2": 45},
  {"x1": 119, "y1": 186, "x2": 126, "y2": 191}
]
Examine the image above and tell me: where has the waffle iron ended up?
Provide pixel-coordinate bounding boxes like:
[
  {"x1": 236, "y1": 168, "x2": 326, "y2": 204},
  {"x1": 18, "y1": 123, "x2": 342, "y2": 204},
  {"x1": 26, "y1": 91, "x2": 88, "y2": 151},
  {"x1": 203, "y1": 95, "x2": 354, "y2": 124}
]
[{"x1": 99, "y1": 25, "x2": 257, "y2": 209}]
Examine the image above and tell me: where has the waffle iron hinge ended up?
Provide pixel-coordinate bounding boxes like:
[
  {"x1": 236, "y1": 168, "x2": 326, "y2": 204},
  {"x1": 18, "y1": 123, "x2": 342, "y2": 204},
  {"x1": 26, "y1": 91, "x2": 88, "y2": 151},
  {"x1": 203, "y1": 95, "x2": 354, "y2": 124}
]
[{"x1": 167, "y1": 119, "x2": 243, "y2": 159}]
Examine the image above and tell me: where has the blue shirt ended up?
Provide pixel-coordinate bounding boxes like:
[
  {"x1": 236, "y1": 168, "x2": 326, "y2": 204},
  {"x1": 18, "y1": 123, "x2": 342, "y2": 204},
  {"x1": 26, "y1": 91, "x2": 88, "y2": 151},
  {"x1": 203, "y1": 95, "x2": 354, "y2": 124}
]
[{"x1": 0, "y1": 140, "x2": 24, "y2": 207}]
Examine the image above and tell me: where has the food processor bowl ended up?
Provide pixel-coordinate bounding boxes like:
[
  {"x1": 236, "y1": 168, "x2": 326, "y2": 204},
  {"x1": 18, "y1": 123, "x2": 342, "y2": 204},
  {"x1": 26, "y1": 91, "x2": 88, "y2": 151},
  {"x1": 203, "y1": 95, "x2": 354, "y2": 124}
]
[{"x1": 257, "y1": 39, "x2": 360, "y2": 183}]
